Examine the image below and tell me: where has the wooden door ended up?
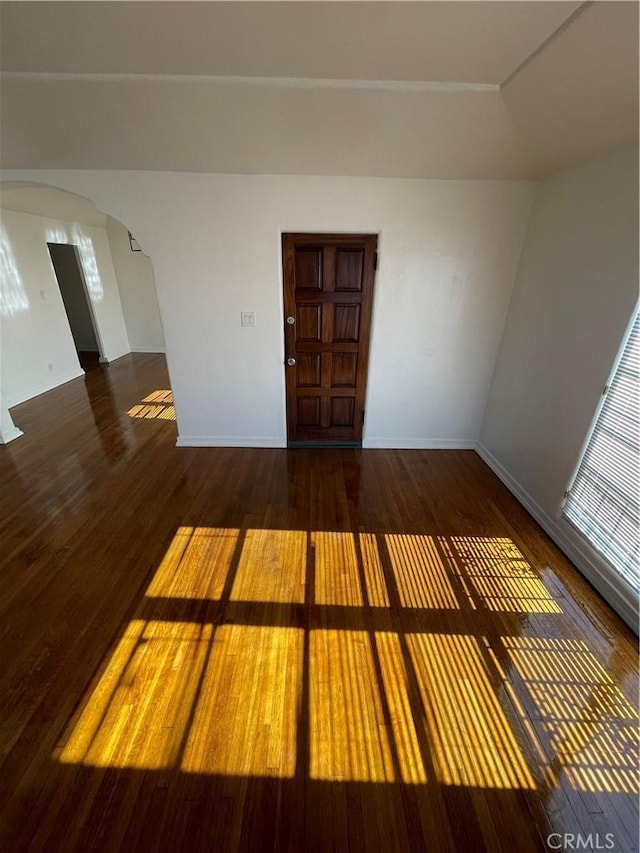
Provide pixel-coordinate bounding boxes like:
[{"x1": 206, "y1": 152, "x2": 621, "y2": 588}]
[{"x1": 282, "y1": 233, "x2": 377, "y2": 445}]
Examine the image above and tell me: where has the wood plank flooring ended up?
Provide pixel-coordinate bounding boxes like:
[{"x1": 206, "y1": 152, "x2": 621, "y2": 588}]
[{"x1": 1, "y1": 353, "x2": 638, "y2": 852}]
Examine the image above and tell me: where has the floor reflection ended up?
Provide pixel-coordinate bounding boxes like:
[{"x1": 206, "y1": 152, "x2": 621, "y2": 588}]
[{"x1": 56, "y1": 526, "x2": 637, "y2": 809}]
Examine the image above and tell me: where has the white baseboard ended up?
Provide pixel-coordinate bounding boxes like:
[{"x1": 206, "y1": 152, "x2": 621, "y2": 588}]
[
  {"x1": 363, "y1": 438, "x2": 476, "y2": 449},
  {"x1": 100, "y1": 349, "x2": 131, "y2": 364},
  {"x1": 177, "y1": 436, "x2": 476, "y2": 450},
  {"x1": 129, "y1": 347, "x2": 166, "y2": 354},
  {"x1": 0, "y1": 425, "x2": 24, "y2": 444},
  {"x1": 7, "y1": 369, "x2": 86, "y2": 408},
  {"x1": 475, "y1": 442, "x2": 639, "y2": 633},
  {"x1": 176, "y1": 436, "x2": 287, "y2": 448}
]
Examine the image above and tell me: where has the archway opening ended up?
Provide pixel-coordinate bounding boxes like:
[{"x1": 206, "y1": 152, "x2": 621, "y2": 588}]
[{"x1": 0, "y1": 183, "x2": 167, "y2": 441}]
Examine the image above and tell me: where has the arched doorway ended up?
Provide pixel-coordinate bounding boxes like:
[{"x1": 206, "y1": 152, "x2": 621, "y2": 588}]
[{"x1": 0, "y1": 183, "x2": 165, "y2": 440}]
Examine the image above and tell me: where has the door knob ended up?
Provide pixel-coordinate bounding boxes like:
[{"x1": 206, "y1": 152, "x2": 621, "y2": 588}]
[
  {"x1": 287, "y1": 357, "x2": 296, "y2": 366},
  {"x1": 286, "y1": 316, "x2": 296, "y2": 325}
]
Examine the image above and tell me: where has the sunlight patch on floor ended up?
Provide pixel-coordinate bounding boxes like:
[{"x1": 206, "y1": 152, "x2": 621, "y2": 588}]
[
  {"x1": 142, "y1": 390, "x2": 173, "y2": 404},
  {"x1": 55, "y1": 526, "x2": 636, "y2": 796},
  {"x1": 128, "y1": 390, "x2": 175, "y2": 420},
  {"x1": 375, "y1": 631, "x2": 427, "y2": 783},
  {"x1": 313, "y1": 531, "x2": 363, "y2": 606},
  {"x1": 59, "y1": 619, "x2": 213, "y2": 770},
  {"x1": 386, "y1": 534, "x2": 458, "y2": 609},
  {"x1": 407, "y1": 632, "x2": 537, "y2": 789},
  {"x1": 359, "y1": 532, "x2": 390, "y2": 607},
  {"x1": 145, "y1": 527, "x2": 239, "y2": 601},
  {"x1": 504, "y1": 636, "x2": 640, "y2": 793},
  {"x1": 230, "y1": 528, "x2": 306, "y2": 604},
  {"x1": 127, "y1": 403, "x2": 176, "y2": 420},
  {"x1": 310, "y1": 629, "x2": 395, "y2": 782},
  {"x1": 181, "y1": 625, "x2": 303, "y2": 777},
  {"x1": 447, "y1": 536, "x2": 562, "y2": 613}
]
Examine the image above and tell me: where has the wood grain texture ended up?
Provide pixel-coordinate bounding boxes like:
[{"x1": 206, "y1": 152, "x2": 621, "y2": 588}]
[
  {"x1": 0, "y1": 353, "x2": 638, "y2": 852},
  {"x1": 283, "y1": 233, "x2": 377, "y2": 445}
]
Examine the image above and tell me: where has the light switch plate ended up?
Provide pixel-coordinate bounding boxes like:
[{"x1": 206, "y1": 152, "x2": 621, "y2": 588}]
[{"x1": 241, "y1": 311, "x2": 256, "y2": 327}]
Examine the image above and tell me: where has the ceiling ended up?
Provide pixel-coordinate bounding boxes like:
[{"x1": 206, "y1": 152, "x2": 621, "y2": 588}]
[
  {"x1": 1, "y1": 1, "x2": 580, "y2": 84},
  {"x1": 0, "y1": 1, "x2": 637, "y2": 180}
]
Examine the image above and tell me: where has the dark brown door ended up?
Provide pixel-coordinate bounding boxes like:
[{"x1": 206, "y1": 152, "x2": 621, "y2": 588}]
[{"x1": 282, "y1": 233, "x2": 377, "y2": 445}]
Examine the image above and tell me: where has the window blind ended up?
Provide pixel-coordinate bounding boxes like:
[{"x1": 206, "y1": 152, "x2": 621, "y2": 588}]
[{"x1": 563, "y1": 312, "x2": 639, "y2": 593}]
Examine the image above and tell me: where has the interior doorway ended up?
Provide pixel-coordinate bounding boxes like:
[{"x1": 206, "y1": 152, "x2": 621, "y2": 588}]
[
  {"x1": 47, "y1": 242, "x2": 103, "y2": 365},
  {"x1": 282, "y1": 232, "x2": 378, "y2": 446}
]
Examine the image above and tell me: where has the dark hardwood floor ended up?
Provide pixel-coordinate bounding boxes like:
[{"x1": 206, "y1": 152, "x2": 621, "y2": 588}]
[{"x1": 1, "y1": 354, "x2": 638, "y2": 852}]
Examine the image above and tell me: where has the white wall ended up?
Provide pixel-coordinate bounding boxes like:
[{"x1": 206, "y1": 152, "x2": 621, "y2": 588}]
[
  {"x1": 0, "y1": 76, "x2": 531, "y2": 179},
  {"x1": 1, "y1": 208, "x2": 83, "y2": 407},
  {"x1": 479, "y1": 146, "x2": 639, "y2": 627},
  {"x1": 0, "y1": 323, "x2": 22, "y2": 443},
  {"x1": 0, "y1": 185, "x2": 108, "y2": 225},
  {"x1": 106, "y1": 216, "x2": 165, "y2": 352},
  {"x1": 1, "y1": 170, "x2": 534, "y2": 448},
  {"x1": 1, "y1": 205, "x2": 130, "y2": 407}
]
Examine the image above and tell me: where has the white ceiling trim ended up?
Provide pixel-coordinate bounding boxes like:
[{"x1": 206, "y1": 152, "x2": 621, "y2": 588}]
[{"x1": 0, "y1": 71, "x2": 499, "y2": 93}]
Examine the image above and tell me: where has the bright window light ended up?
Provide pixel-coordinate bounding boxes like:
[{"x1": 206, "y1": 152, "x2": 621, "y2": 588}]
[{"x1": 563, "y1": 311, "x2": 639, "y2": 592}]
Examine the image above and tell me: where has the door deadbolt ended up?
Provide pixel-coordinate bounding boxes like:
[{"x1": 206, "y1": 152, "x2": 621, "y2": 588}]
[{"x1": 286, "y1": 316, "x2": 296, "y2": 325}]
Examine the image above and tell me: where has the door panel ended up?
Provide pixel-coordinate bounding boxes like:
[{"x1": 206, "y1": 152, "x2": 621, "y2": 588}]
[
  {"x1": 297, "y1": 305, "x2": 322, "y2": 341},
  {"x1": 298, "y1": 397, "x2": 321, "y2": 426},
  {"x1": 297, "y1": 353, "x2": 322, "y2": 387},
  {"x1": 283, "y1": 233, "x2": 377, "y2": 445},
  {"x1": 333, "y1": 304, "x2": 360, "y2": 341},
  {"x1": 331, "y1": 398, "x2": 355, "y2": 427},
  {"x1": 294, "y1": 248, "x2": 323, "y2": 290},
  {"x1": 335, "y1": 248, "x2": 364, "y2": 291},
  {"x1": 331, "y1": 354, "x2": 358, "y2": 387}
]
